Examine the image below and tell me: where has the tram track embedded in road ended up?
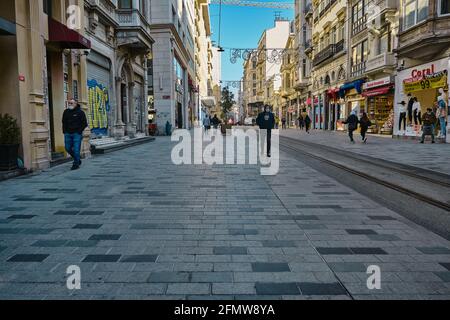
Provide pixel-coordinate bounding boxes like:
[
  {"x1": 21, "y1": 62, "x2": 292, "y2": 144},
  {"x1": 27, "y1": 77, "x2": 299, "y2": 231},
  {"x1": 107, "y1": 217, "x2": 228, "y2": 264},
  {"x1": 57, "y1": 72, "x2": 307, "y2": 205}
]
[{"x1": 279, "y1": 136, "x2": 450, "y2": 213}]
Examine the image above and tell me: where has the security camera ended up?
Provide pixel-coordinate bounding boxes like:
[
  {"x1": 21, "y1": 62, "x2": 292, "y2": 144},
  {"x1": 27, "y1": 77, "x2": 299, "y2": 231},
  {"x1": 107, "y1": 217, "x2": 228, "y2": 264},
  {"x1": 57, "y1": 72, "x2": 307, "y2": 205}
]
[{"x1": 83, "y1": 49, "x2": 91, "y2": 56}]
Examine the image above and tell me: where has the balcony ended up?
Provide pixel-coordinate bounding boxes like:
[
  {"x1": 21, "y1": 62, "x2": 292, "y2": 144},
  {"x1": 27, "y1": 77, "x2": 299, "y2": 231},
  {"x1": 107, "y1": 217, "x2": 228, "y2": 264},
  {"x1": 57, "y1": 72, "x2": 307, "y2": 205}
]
[
  {"x1": 304, "y1": 3, "x2": 313, "y2": 18},
  {"x1": 352, "y1": 15, "x2": 367, "y2": 36},
  {"x1": 86, "y1": 0, "x2": 118, "y2": 25},
  {"x1": 313, "y1": 44, "x2": 335, "y2": 67},
  {"x1": 335, "y1": 39, "x2": 344, "y2": 55},
  {"x1": 350, "y1": 61, "x2": 366, "y2": 78},
  {"x1": 375, "y1": 0, "x2": 397, "y2": 14},
  {"x1": 397, "y1": 18, "x2": 450, "y2": 60},
  {"x1": 365, "y1": 52, "x2": 395, "y2": 74},
  {"x1": 294, "y1": 77, "x2": 309, "y2": 90},
  {"x1": 116, "y1": 9, "x2": 153, "y2": 50}
]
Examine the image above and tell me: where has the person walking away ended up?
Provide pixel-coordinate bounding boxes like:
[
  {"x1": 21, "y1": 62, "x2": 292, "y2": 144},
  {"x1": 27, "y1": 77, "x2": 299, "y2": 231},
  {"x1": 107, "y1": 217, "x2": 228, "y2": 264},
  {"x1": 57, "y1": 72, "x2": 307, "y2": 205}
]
[
  {"x1": 256, "y1": 105, "x2": 275, "y2": 157},
  {"x1": 281, "y1": 117, "x2": 286, "y2": 130},
  {"x1": 359, "y1": 112, "x2": 372, "y2": 143},
  {"x1": 211, "y1": 114, "x2": 220, "y2": 129},
  {"x1": 420, "y1": 108, "x2": 437, "y2": 143},
  {"x1": 203, "y1": 115, "x2": 211, "y2": 135},
  {"x1": 297, "y1": 115, "x2": 304, "y2": 131},
  {"x1": 437, "y1": 95, "x2": 447, "y2": 138},
  {"x1": 304, "y1": 114, "x2": 311, "y2": 134},
  {"x1": 343, "y1": 111, "x2": 359, "y2": 143},
  {"x1": 62, "y1": 99, "x2": 88, "y2": 171}
]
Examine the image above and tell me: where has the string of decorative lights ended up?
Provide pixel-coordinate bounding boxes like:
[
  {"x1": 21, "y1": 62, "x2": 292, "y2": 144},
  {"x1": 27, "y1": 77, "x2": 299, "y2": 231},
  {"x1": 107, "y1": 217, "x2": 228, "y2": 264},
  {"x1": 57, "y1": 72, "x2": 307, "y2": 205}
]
[
  {"x1": 216, "y1": 0, "x2": 392, "y2": 64},
  {"x1": 220, "y1": 73, "x2": 283, "y2": 88}
]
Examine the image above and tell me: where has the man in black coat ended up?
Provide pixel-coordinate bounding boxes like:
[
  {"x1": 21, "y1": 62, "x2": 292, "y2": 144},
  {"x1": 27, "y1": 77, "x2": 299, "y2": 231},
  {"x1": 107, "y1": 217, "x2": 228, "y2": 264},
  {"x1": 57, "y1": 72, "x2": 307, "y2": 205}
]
[
  {"x1": 256, "y1": 105, "x2": 275, "y2": 157},
  {"x1": 343, "y1": 111, "x2": 359, "y2": 143},
  {"x1": 62, "y1": 99, "x2": 88, "y2": 170}
]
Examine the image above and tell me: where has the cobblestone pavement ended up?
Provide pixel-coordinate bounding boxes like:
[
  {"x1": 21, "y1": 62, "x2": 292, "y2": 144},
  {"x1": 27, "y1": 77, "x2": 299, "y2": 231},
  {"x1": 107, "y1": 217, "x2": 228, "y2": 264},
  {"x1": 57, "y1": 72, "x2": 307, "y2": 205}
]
[
  {"x1": 1, "y1": 136, "x2": 450, "y2": 300},
  {"x1": 280, "y1": 129, "x2": 450, "y2": 175}
]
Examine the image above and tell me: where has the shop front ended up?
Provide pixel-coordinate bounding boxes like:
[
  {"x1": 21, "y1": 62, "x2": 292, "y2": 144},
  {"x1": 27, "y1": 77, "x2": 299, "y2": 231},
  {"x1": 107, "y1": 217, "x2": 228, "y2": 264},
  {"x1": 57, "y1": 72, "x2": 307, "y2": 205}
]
[
  {"x1": 288, "y1": 99, "x2": 298, "y2": 127},
  {"x1": 87, "y1": 51, "x2": 112, "y2": 138},
  {"x1": 327, "y1": 88, "x2": 340, "y2": 131},
  {"x1": 362, "y1": 76, "x2": 395, "y2": 135},
  {"x1": 338, "y1": 79, "x2": 365, "y2": 130},
  {"x1": 394, "y1": 58, "x2": 449, "y2": 140},
  {"x1": 313, "y1": 95, "x2": 323, "y2": 129}
]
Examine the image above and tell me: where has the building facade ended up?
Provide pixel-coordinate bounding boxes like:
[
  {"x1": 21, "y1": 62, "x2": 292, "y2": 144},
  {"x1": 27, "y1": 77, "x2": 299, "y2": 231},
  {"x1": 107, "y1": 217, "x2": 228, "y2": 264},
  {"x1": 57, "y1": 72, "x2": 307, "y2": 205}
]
[
  {"x1": 195, "y1": 0, "x2": 215, "y2": 122},
  {"x1": 211, "y1": 46, "x2": 222, "y2": 117},
  {"x1": 242, "y1": 19, "x2": 291, "y2": 118},
  {"x1": 310, "y1": 0, "x2": 348, "y2": 130},
  {"x1": 0, "y1": 0, "x2": 91, "y2": 171},
  {"x1": 150, "y1": 0, "x2": 196, "y2": 132},
  {"x1": 294, "y1": 0, "x2": 313, "y2": 124},
  {"x1": 84, "y1": 0, "x2": 154, "y2": 140},
  {"x1": 394, "y1": 0, "x2": 450, "y2": 142}
]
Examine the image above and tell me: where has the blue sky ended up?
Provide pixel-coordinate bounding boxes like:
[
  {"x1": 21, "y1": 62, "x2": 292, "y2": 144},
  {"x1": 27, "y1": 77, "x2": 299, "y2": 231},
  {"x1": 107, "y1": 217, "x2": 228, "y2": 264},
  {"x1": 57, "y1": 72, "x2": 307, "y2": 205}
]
[{"x1": 209, "y1": 1, "x2": 294, "y2": 95}]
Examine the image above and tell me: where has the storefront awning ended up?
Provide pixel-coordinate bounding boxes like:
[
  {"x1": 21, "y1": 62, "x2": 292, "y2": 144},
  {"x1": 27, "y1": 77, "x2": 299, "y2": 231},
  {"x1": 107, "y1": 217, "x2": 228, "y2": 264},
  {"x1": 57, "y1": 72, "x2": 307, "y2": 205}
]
[
  {"x1": 48, "y1": 18, "x2": 91, "y2": 49},
  {"x1": 339, "y1": 79, "x2": 365, "y2": 97},
  {"x1": 327, "y1": 87, "x2": 339, "y2": 98},
  {"x1": 0, "y1": 17, "x2": 15, "y2": 35},
  {"x1": 362, "y1": 85, "x2": 393, "y2": 97}
]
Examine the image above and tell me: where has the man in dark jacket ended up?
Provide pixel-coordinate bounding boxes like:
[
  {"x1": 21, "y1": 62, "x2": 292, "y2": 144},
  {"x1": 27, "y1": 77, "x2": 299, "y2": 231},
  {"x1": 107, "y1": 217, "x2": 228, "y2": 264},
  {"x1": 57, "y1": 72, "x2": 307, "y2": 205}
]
[
  {"x1": 211, "y1": 114, "x2": 221, "y2": 129},
  {"x1": 304, "y1": 114, "x2": 311, "y2": 134},
  {"x1": 256, "y1": 105, "x2": 275, "y2": 157},
  {"x1": 62, "y1": 99, "x2": 88, "y2": 170},
  {"x1": 420, "y1": 108, "x2": 437, "y2": 144},
  {"x1": 359, "y1": 112, "x2": 372, "y2": 143},
  {"x1": 343, "y1": 111, "x2": 359, "y2": 143}
]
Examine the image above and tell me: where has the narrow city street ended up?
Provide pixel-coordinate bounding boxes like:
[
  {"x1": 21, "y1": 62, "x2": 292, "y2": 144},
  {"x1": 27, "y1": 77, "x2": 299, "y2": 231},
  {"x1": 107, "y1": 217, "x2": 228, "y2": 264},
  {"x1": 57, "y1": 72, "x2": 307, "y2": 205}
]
[{"x1": 1, "y1": 133, "x2": 450, "y2": 300}]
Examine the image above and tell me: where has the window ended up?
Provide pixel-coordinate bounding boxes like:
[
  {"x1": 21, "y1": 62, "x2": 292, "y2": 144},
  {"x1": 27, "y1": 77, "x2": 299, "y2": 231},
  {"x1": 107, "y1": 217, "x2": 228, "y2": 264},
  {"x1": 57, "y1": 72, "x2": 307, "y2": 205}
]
[
  {"x1": 352, "y1": 0, "x2": 365, "y2": 24},
  {"x1": 379, "y1": 26, "x2": 391, "y2": 55},
  {"x1": 403, "y1": 0, "x2": 428, "y2": 29},
  {"x1": 351, "y1": 40, "x2": 368, "y2": 66},
  {"x1": 439, "y1": 0, "x2": 450, "y2": 15},
  {"x1": 302, "y1": 59, "x2": 307, "y2": 78},
  {"x1": 43, "y1": 0, "x2": 51, "y2": 15},
  {"x1": 118, "y1": 0, "x2": 132, "y2": 9},
  {"x1": 330, "y1": 27, "x2": 336, "y2": 45}
]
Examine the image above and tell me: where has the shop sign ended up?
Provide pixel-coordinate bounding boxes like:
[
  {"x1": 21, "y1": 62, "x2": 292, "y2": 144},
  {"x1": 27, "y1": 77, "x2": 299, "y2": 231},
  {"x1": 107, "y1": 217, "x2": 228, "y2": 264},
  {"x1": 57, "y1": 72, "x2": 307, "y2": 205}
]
[
  {"x1": 363, "y1": 77, "x2": 391, "y2": 90},
  {"x1": 403, "y1": 71, "x2": 448, "y2": 94}
]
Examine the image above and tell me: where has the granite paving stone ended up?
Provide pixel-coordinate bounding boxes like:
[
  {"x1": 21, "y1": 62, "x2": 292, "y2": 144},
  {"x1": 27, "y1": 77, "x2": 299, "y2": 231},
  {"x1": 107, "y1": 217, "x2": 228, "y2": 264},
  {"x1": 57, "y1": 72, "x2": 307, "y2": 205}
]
[{"x1": 0, "y1": 135, "x2": 449, "y2": 299}]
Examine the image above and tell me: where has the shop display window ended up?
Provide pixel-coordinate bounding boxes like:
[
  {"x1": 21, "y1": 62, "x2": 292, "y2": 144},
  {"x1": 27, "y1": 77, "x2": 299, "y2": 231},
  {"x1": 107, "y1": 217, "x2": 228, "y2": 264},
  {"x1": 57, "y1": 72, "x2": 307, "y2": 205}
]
[{"x1": 367, "y1": 96, "x2": 394, "y2": 134}]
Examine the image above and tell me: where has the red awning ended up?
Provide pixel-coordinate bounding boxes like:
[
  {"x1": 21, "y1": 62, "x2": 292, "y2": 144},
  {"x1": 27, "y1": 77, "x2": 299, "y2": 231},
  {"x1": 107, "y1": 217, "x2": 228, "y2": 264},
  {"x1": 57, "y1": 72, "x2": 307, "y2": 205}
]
[
  {"x1": 48, "y1": 18, "x2": 91, "y2": 49},
  {"x1": 362, "y1": 85, "x2": 392, "y2": 97},
  {"x1": 327, "y1": 87, "x2": 339, "y2": 98}
]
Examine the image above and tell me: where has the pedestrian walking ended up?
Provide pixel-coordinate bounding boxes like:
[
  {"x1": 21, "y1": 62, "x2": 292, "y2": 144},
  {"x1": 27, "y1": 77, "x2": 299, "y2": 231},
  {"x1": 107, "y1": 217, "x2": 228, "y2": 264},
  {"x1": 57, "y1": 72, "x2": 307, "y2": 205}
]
[
  {"x1": 62, "y1": 99, "x2": 88, "y2": 171},
  {"x1": 256, "y1": 105, "x2": 275, "y2": 157},
  {"x1": 304, "y1": 114, "x2": 311, "y2": 134},
  {"x1": 281, "y1": 117, "x2": 286, "y2": 130},
  {"x1": 165, "y1": 121, "x2": 172, "y2": 136},
  {"x1": 211, "y1": 114, "x2": 221, "y2": 129},
  {"x1": 203, "y1": 115, "x2": 211, "y2": 135},
  {"x1": 343, "y1": 111, "x2": 359, "y2": 143},
  {"x1": 297, "y1": 115, "x2": 304, "y2": 131},
  {"x1": 359, "y1": 112, "x2": 372, "y2": 143},
  {"x1": 420, "y1": 108, "x2": 437, "y2": 143}
]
